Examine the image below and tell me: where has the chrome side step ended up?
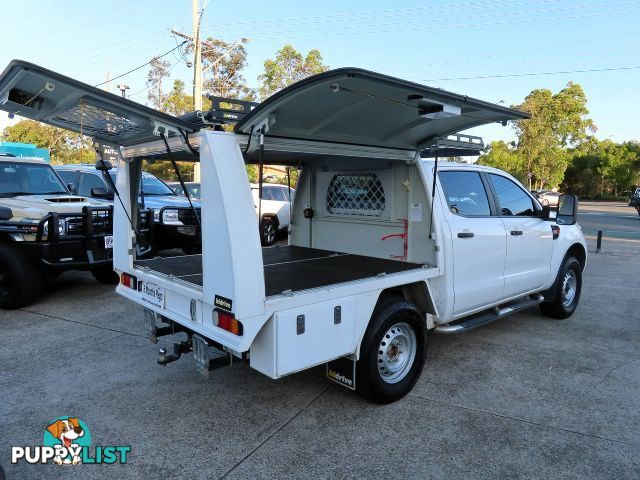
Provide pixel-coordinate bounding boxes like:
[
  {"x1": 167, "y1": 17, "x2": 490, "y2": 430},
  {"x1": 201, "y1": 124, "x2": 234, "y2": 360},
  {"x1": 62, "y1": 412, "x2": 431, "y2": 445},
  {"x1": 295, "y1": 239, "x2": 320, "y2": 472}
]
[{"x1": 434, "y1": 293, "x2": 544, "y2": 334}]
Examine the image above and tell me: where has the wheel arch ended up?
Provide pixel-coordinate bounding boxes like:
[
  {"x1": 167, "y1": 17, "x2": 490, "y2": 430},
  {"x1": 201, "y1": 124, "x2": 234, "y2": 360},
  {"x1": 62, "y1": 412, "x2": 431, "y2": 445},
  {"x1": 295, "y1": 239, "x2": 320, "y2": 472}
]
[
  {"x1": 261, "y1": 213, "x2": 280, "y2": 229},
  {"x1": 542, "y1": 243, "x2": 586, "y2": 302},
  {"x1": 355, "y1": 281, "x2": 437, "y2": 359}
]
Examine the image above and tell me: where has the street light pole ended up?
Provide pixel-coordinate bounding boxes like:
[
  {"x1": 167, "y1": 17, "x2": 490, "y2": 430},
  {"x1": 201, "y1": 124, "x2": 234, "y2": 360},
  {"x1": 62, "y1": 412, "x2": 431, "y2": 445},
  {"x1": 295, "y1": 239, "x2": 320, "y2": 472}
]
[{"x1": 192, "y1": 0, "x2": 203, "y2": 111}]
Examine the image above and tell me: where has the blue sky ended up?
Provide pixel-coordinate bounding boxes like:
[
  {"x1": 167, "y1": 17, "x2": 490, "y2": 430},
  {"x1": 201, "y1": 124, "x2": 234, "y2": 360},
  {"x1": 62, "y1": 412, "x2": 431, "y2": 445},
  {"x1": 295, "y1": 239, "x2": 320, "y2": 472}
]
[{"x1": 2, "y1": 0, "x2": 639, "y2": 145}]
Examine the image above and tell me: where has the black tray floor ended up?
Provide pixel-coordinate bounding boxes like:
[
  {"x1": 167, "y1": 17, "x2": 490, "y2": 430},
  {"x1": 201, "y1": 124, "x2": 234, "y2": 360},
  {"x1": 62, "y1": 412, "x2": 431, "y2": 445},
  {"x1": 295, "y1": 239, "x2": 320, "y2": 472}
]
[{"x1": 134, "y1": 246, "x2": 422, "y2": 297}]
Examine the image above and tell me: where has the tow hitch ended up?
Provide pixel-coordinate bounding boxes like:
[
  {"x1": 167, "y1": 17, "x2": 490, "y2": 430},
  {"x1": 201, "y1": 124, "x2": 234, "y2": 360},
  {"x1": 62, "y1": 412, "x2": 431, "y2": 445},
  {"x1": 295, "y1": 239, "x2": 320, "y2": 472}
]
[
  {"x1": 157, "y1": 337, "x2": 232, "y2": 373},
  {"x1": 145, "y1": 309, "x2": 233, "y2": 373},
  {"x1": 158, "y1": 341, "x2": 191, "y2": 366}
]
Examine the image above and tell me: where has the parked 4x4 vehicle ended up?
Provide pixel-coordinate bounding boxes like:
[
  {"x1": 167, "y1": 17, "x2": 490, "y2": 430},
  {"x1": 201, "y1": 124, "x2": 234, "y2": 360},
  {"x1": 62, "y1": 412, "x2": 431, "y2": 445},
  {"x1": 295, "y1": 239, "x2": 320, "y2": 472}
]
[
  {"x1": 56, "y1": 164, "x2": 202, "y2": 254},
  {"x1": 0, "y1": 153, "x2": 121, "y2": 308}
]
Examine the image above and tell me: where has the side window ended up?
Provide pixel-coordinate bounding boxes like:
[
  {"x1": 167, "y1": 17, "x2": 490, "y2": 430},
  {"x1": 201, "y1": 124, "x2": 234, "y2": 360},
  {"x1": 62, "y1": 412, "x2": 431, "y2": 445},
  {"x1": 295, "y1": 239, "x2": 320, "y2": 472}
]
[
  {"x1": 438, "y1": 171, "x2": 491, "y2": 216},
  {"x1": 57, "y1": 170, "x2": 77, "y2": 189},
  {"x1": 78, "y1": 173, "x2": 107, "y2": 197},
  {"x1": 326, "y1": 173, "x2": 385, "y2": 216},
  {"x1": 488, "y1": 174, "x2": 536, "y2": 216}
]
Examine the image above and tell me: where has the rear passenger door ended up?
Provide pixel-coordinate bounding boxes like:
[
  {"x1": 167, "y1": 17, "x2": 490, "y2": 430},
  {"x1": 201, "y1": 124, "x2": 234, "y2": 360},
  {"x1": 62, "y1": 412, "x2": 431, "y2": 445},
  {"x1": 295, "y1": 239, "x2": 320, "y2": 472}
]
[
  {"x1": 439, "y1": 171, "x2": 507, "y2": 315},
  {"x1": 487, "y1": 173, "x2": 552, "y2": 297}
]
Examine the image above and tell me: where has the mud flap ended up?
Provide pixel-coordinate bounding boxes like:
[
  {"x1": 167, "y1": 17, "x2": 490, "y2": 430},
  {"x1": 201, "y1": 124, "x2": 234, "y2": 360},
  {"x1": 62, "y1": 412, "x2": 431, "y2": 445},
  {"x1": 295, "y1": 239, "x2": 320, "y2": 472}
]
[{"x1": 326, "y1": 356, "x2": 356, "y2": 391}]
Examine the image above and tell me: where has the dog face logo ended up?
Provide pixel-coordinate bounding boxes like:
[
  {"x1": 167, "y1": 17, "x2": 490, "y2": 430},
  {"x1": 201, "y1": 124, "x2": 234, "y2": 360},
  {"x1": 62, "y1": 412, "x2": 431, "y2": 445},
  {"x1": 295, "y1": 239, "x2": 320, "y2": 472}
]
[{"x1": 44, "y1": 417, "x2": 90, "y2": 465}]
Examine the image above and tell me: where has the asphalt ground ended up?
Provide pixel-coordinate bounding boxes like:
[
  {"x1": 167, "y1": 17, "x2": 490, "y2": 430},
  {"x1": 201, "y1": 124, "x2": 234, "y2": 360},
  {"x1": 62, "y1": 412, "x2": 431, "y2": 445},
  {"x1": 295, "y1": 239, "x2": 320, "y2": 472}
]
[
  {"x1": 578, "y1": 201, "x2": 640, "y2": 240},
  {"x1": 1, "y1": 208, "x2": 639, "y2": 479}
]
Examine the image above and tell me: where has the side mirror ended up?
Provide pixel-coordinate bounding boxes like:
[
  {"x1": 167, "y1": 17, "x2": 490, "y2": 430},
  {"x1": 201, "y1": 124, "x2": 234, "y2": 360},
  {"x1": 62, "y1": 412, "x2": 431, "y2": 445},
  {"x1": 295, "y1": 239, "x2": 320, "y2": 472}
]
[
  {"x1": 556, "y1": 194, "x2": 578, "y2": 225},
  {"x1": 95, "y1": 159, "x2": 113, "y2": 171},
  {"x1": 67, "y1": 183, "x2": 76, "y2": 193},
  {"x1": 91, "y1": 187, "x2": 111, "y2": 199}
]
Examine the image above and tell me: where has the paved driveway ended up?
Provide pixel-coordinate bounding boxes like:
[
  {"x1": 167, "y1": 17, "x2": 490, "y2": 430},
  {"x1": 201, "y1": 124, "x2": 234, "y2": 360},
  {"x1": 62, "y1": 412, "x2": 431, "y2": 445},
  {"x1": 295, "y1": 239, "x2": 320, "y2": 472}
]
[{"x1": 1, "y1": 238, "x2": 639, "y2": 479}]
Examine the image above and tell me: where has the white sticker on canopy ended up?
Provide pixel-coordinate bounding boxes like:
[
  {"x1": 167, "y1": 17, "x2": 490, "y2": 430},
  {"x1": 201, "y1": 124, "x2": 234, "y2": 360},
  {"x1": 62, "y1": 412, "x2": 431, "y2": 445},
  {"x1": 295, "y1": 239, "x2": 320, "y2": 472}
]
[{"x1": 410, "y1": 203, "x2": 423, "y2": 222}]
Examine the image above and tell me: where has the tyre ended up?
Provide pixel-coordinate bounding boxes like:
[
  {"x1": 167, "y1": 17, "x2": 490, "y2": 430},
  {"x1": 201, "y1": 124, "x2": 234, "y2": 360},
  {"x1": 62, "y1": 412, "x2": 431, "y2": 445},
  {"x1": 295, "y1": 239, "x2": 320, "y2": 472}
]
[
  {"x1": 356, "y1": 299, "x2": 427, "y2": 404},
  {"x1": 539, "y1": 256, "x2": 582, "y2": 319},
  {"x1": 0, "y1": 245, "x2": 43, "y2": 309},
  {"x1": 182, "y1": 244, "x2": 202, "y2": 255},
  {"x1": 260, "y1": 218, "x2": 277, "y2": 246},
  {"x1": 636, "y1": 206, "x2": 640, "y2": 217},
  {"x1": 91, "y1": 264, "x2": 119, "y2": 285}
]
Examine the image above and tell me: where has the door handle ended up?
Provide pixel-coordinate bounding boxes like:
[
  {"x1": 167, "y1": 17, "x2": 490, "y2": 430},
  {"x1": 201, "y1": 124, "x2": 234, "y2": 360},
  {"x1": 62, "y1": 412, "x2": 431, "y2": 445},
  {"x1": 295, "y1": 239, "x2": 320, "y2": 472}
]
[
  {"x1": 457, "y1": 232, "x2": 474, "y2": 238},
  {"x1": 510, "y1": 230, "x2": 523, "y2": 236}
]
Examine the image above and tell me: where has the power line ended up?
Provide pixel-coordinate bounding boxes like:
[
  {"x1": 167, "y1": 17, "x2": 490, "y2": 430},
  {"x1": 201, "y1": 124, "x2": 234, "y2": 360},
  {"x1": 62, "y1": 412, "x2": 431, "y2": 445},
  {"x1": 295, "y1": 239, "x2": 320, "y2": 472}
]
[
  {"x1": 94, "y1": 40, "x2": 188, "y2": 87},
  {"x1": 199, "y1": 0, "x2": 620, "y2": 29},
  {"x1": 202, "y1": 0, "x2": 640, "y2": 35},
  {"x1": 421, "y1": 64, "x2": 640, "y2": 81},
  {"x1": 204, "y1": 9, "x2": 640, "y2": 41}
]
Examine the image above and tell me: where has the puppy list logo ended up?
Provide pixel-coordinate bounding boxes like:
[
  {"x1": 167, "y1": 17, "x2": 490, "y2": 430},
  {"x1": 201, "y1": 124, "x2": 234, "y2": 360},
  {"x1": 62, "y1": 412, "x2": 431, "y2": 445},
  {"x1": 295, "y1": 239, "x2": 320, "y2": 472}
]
[{"x1": 11, "y1": 416, "x2": 130, "y2": 466}]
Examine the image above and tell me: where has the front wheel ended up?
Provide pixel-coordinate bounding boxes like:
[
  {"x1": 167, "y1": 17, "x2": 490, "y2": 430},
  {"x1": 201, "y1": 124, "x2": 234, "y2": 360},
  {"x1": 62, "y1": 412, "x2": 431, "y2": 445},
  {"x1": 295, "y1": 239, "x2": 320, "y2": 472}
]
[
  {"x1": 636, "y1": 206, "x2": 640, "y2": 217},
  {"x1": 0, "y1": 245, "x2": 42, "y2": 309},
  {"x1": 260, "y1": 218, "x2": 278, "y2": 246},
  {"x1": 91, "y1": 264, "x2": 119, "y2": 285},
  {"x1": 540, "y1": 256, "x2": 582, "y2": 319},
  {"x1": 356, "y1": 299, "x2": 427, "y2": 404}
]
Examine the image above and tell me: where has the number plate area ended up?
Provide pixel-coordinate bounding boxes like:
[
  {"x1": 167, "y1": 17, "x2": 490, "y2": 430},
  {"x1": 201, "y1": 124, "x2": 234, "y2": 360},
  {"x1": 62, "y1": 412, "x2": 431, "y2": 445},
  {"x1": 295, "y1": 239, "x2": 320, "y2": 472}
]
[{"x1": 141, "y1": 281, "x2": 165, "y2": 308}]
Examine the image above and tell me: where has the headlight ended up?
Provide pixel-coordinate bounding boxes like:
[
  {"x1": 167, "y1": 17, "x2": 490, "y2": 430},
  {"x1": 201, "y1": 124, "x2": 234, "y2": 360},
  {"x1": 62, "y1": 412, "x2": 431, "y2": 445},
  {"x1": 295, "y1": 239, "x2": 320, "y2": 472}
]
[
  {"x1": 153, "y1": 209, "x2": 160, "y2": 222},
  {"x1": 42, "y1": 220, "x2": 66, "y2": 236},
  {"x1": 161, "y1": 209, "x2": 182, "y2": 224}
]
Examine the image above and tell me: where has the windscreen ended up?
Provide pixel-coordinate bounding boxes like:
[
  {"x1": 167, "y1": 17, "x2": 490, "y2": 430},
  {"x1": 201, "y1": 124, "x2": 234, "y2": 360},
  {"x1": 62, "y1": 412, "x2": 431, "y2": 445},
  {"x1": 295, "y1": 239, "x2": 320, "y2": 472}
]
[
  {"x1": 0, "y1": 161, "x2": 68, "y2": 196},
  {"x1": 109, "y1": 171, "x2": 175, "y2": 196}
]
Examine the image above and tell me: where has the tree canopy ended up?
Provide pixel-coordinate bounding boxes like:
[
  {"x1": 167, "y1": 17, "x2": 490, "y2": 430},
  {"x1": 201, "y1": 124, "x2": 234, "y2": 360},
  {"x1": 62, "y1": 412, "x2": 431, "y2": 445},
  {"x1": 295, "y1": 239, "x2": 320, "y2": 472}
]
[
  {"x1": 258, "y1": 45, "x2": 329, "y2": 100},
  {"x1": 1, "y1": 120, "x2": 91, "y2": 164},
  {"x1": 479, "y1": 82, "x2": 596, "y2": 190}
]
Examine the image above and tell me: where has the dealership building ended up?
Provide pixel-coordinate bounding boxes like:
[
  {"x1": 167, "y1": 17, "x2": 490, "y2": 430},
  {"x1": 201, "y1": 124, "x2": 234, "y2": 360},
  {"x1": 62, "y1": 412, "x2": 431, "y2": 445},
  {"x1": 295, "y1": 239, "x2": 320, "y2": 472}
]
[{"x1": 0, "y1": 141, "x2": 50, "y2": 162}]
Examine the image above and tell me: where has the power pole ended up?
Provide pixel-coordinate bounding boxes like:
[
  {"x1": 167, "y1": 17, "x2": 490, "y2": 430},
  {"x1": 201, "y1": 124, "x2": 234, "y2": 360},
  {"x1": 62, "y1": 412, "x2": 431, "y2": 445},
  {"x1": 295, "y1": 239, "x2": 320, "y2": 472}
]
[{"x1": 192, "y1": 0, "x2": 203, "y2": 111}]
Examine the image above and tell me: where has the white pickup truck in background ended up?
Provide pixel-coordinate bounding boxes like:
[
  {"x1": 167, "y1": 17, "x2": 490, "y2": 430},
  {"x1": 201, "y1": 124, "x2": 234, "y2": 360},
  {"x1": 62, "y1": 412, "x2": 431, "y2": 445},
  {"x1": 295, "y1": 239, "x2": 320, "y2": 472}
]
[
  {"x1": 0, "y1": 62, "x2": 587, "y2": 404},
  {"x1": 250, "y1": 183, "x2": 294, "y2": 246}
]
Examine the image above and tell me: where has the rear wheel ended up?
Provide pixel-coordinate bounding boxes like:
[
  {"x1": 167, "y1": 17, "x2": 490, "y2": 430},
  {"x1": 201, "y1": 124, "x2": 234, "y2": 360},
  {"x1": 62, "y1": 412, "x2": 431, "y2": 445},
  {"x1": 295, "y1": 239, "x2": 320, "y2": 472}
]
[
  {"x1": 540, "y1": 256, "x2": 582, "y2": 319},
  {"x1": 356, "y1": 299, "x2": 427, "y2": 404},
  {"x1": 260, "y1": 218, "x2": 277, "y2": 246},
  {"x1": 0, "y1": 245, "x2": 42, "y2": 309},
  {"x1": 91, "y1": 264, "x2": 119, "y2": 285}
]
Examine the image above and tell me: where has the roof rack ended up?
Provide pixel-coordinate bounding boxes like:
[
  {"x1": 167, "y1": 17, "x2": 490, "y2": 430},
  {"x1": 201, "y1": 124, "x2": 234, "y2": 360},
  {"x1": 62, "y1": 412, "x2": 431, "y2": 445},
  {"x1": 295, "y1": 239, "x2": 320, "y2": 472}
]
[
  {"x1": 178, "y1": 96, "x2": 259, "y2": 129},
  {"x1": 421, "y1": 133, "x2": 484, "y2": 158}
]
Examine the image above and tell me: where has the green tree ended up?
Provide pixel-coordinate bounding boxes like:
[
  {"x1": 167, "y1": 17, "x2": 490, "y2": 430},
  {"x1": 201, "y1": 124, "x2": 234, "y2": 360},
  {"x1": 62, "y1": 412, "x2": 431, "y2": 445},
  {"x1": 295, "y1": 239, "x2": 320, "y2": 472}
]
[
  {"x1": 258, "y1": 45, "x2": 329, "y2": 99},
  {"x1": 198, "y1": 37, "x2": 255, "y2": 101},
  {"x1": 1, "y1": 119, "x2": 91, "y2": 164},
  {"x1": 564, "y1": 140, "x2": 640, "y2": 197},
  {"x1": 477, "y1": 141, "x2": 527, "y2": 183},
  {"x1": 161, "y1": 80, "x2": 195, "y2": 116},
  {"x1": 512, "y1": 82, "x2": 595, "y2": 189},
  {"x1": 147, "y1": 57, "x2": 171, "y2": 110}
]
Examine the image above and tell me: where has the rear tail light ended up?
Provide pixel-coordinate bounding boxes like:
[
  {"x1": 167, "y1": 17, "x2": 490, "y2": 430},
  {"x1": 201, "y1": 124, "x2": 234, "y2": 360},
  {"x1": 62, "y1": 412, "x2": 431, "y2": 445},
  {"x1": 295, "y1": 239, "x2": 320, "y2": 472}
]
[
  {"x1": 120, "y1": 272, "x2": 138, "y2": 289},
  {"x1": 213, "y1": 309, "x2": 243, "y2": 335}
]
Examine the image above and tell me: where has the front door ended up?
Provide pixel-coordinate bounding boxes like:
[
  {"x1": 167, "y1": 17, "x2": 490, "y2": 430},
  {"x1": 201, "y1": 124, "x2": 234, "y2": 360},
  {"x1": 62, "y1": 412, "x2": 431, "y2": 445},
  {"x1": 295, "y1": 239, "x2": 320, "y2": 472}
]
[
  {"x1": 439, "y1": 171, "x2": 507, "y2": 315},
  {"x1": 487, "y1": 173, "x2": 553, "y2": 297}
]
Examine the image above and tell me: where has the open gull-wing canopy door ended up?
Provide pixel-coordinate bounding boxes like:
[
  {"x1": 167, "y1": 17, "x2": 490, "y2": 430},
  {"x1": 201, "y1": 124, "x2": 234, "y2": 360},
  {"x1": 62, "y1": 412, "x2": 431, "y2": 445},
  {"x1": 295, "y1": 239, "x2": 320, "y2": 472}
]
[
  {"x1": 236, "y1": 68, "x2": 529, "y2": 151},
  {"x1": 0, "y1": 60, "x2": 195, "y2": 146}
]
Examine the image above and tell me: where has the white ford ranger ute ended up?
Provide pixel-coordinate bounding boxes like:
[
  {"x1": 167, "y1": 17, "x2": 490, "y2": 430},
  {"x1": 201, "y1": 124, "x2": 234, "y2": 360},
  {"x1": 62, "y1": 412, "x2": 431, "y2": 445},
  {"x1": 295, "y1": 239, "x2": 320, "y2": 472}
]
[{"x1": 0, "y1": 61, "x2": 587, "y2": 403}]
